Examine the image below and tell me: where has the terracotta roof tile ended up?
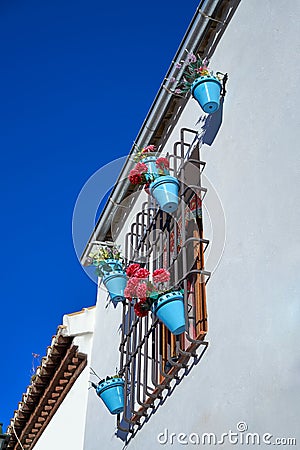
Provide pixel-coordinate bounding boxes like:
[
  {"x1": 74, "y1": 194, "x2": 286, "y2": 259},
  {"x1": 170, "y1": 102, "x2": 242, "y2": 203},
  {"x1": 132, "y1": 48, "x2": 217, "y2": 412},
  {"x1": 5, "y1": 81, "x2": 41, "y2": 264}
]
[{"x1": 7, "y1": 325, "x2": 87, "y2": 450}]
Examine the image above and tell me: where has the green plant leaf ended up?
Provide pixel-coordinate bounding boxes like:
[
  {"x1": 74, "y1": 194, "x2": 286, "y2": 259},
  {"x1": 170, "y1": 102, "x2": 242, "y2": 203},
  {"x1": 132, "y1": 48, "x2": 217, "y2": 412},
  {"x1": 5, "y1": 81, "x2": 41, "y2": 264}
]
[
  {"x1": 149, "y1": 291, "x2": 159, "y2": 300},
  {"x1": 99, "y1": 262, "x2": 113, "y2": 272}
]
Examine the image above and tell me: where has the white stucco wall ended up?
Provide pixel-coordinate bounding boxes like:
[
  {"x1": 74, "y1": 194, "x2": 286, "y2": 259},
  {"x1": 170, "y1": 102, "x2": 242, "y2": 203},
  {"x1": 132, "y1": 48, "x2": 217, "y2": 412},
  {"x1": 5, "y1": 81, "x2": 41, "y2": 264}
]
[
  {"x1": 32, "y1": 308, "x2": 95, "y2": 450},
  {"x1": 84, "y1": 1, "x2": 300, "y2": 449},
  {"x1": 32, "y1": 368, "x2": 89, "y2": 450},
  {"x1": 83, "y1": 285, "x2": 124, "y2": 449}
]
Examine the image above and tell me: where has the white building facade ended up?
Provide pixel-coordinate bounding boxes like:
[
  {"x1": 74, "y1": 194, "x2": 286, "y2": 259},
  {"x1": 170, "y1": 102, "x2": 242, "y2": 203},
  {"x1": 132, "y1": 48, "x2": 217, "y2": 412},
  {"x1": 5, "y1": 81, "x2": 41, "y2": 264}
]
[
  {"x1": 7, "y1": 307, "x2": 95, "y2": 450},
  {"x1": 7, "y1": 1, "x2": 300, "y2": 449},
  {"x1": 82, "y1": 0, "x2": 300, "y2": 448}
]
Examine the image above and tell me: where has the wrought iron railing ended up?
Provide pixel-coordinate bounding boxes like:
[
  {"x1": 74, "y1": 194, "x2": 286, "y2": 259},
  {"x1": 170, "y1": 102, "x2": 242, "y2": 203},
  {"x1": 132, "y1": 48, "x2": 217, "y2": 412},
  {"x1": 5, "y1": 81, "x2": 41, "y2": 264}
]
[{"x1": 117, "y1": 128, "x2": 210, "y2": 434}]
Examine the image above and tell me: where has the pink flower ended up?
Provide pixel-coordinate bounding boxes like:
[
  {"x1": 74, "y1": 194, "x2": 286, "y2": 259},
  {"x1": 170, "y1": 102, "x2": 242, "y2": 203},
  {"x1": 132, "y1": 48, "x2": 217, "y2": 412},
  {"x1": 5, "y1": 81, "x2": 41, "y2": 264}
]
[
  {"x1": 124, "y1": 287, "x2": 132, "y2": 301},
  {"x1": 186, "y1": 53, "x2": 196, "y2": 63},
  {"x1": 135, "y1": 162, "x2": 148, "y2": 174},
  {"x1": 142, "y1": 145, "x2": 156, "y2": 153},
  {"x1": 136, "y1": 282, "x2": 147, "y2": 299},
  {"x1": 125, "y1": 277, "x2": 140, "y2": 297},
  {"x1": 153, "y1": 268, "x2": 170, "y2": 283},
  {"x1": 135, "y1": 268, "x2": 150, "y2": 279},
  {"x1": 156, "y1": 157, "x2": 169, "y2": 170},
  {"x1": 126, "y1": 263, "x2": 140, "y2": 278},
  {"x1": 127, "y1": 277, "x2": 140, "y2": 287}
]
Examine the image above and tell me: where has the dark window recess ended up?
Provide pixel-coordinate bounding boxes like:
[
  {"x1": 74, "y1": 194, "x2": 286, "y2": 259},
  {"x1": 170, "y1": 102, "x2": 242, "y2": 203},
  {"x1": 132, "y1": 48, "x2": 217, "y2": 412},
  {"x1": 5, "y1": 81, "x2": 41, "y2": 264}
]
[{"x1": 117, "y1": 129, "x2": 211, "y2": 434}]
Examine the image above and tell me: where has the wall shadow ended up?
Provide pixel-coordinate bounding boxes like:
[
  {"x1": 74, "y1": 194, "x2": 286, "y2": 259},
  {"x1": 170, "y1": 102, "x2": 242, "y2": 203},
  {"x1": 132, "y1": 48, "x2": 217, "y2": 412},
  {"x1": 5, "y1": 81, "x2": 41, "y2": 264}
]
[
  {"x1": 119, "y1": 341, "x2": 209, "y2": 447},
  {"x1": 201, "y1": 96, "x2": 224, "y2": 146}
]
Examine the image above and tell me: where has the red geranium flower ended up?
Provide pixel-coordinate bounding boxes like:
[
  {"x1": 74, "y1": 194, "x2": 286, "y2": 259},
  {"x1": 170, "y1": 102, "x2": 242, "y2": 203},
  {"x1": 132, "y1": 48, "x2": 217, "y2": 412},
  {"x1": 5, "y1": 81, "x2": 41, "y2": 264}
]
[
  {"x1": 135, "y1": 162, "x2": 148, "y2": 174},
  {"x1": 153, "y1": 268, "x2": 170, "y2": 283},
  {"x1": 126, "y1": 263, "x2": 141, "y2": 278},
  {"x1": 128, "y1": 169, "x2": 142, "y2": 185},
  {"x1": 144, "y1": 183, "x2": 150, "y2": 195},
  {"x1": 134, "y1": 299, "x2": 149, "y2": 317},
  {"x1": 135, "y1": 268, "x2": 150, "y2": 279},
  {"x1": 156, "y1": 157, "x2": 169, "y2": 169}
]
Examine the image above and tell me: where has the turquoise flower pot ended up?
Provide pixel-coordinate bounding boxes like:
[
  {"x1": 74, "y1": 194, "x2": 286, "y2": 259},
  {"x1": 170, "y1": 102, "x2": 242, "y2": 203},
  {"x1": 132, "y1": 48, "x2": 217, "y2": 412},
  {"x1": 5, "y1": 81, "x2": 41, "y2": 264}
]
[
  {"x1": 103, "y1": 271, "x2": 127, "y2": 302},
  {"x1": 151, "y1": 291, "x2": 186, "y2": 335},
  {"x1": 143, "y1": 155, "x2": 159, "y2": 180},
  {"x1": 150, "y1": 175, "x2": 180, "y2": 213},
  {"x1": 96, "y1": 378, "x2": 124, "y2": 415},
  {"x1": 99, "y1": 258, "x2": 123, "y2": 276},
  {"x1": 191, "y1": 76, "x2": 222, "y2": 114},
  {"x1": 97, "y1": 259, "x2": 127, "y2": 302}
]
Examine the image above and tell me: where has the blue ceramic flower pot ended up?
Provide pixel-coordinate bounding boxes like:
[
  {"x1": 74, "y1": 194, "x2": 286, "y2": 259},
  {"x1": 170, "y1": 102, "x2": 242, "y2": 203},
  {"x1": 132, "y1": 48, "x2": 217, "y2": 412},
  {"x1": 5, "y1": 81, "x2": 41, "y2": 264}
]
[
  {"x1": 151, "y1": 291, "x2": 186, "y2": 335},
  {"x1": 96, "y1": 378, "x2": 124, "y2": 415},
  {"x1": 99, "y1": 258, "x2": 123, "y2": 276},
  {"x1": 142, "y1": 155, "x2": 159, "y2": 180},
  {"x1": 103, "y1": 271, "x2": 127, "y2": 302},
  {"x1": 191, "y1": 76, "x2": 222, "y2": 114},
  {"x1": 150, "y1": 175, "x2": 180, "y2": 213}
]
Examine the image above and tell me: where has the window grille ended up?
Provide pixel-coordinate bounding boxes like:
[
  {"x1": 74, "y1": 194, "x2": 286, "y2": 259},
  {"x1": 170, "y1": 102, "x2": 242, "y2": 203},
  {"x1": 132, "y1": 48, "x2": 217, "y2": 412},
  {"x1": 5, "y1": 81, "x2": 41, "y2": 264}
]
[{"x1": 117, "y1": 129, "x2": 210, "y2": 433}]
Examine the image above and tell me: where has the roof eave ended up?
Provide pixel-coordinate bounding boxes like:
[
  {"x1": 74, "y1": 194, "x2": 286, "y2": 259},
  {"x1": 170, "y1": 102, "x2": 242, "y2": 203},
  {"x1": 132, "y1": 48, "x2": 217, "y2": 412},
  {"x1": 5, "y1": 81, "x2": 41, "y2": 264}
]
[{"x1": 80, "y1": 0, "x2": 223, "y2": 265}]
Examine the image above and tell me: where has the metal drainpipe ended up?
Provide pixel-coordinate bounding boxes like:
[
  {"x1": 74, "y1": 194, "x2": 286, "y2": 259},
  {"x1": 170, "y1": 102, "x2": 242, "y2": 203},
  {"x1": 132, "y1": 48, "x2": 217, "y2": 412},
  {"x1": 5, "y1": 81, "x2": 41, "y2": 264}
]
[{"x1": 80, "y1": 0, "x2": 222, "y2": 265}]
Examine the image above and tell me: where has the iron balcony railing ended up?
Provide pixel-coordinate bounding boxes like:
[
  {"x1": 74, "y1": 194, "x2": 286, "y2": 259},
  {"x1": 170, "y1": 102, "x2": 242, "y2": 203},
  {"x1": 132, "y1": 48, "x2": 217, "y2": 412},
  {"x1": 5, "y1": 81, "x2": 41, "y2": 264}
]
[{"x1": 117, "y1": 128, "x2": 210, "y2": 434}]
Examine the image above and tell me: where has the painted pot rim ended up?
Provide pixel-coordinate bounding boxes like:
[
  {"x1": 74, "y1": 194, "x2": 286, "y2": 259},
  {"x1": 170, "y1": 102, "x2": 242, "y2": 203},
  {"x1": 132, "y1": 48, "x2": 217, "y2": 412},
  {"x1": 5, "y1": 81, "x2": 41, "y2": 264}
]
[
  {"x1": 96, "y1": 377, "x2": 124, "y2": 395},
  {"x1": 142, "y1": 155, "x2": 157, "y2": 162},
  {"x1": 149, "y1": 175, "x2": 180, "y2": 190},
  {"x1": 191, "y1": 75, "x2": 222, "y2": 94},
  {"x1": 100, "y1": 259, "x2": 125, "y2": 275},
  {"x1": 103, "y1": 271, "x2": 127, "y2": 281},
  {"x1": 103, "y1": 258, "x2": 122, "y2": 264},
  {"x1": 151, "y1": 290, "x2": 184, "y2": 314}
]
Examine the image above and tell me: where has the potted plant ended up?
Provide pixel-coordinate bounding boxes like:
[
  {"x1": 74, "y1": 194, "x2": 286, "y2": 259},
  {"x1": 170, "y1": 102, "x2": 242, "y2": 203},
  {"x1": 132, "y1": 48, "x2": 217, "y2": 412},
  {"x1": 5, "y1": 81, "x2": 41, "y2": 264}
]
[
  {"x1": 87, "y1": 244, "x2": 127, "y2": 302},
  {"x1": 131, "y1": 144, "x2": 160, "y2": 181},
  {"x1": 124, "y1": 263, "x2": 186, "y2": 335},
  {"x1": 91, "y1": 374, "x2": 124, "y2": 415},
  {"x1": 128, "y1": 145, "x2": 180, "y2": 213},
  {"x1": 166, "y1": 51, "x2": 224, "y2": 114}
]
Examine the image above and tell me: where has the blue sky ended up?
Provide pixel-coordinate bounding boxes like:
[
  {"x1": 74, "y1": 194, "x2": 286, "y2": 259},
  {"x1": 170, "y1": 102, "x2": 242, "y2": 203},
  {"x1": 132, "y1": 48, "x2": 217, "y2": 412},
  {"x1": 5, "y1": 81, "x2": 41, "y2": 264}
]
[{"x1": 0, "y1": 0, "x2": 200, "y2": 428}]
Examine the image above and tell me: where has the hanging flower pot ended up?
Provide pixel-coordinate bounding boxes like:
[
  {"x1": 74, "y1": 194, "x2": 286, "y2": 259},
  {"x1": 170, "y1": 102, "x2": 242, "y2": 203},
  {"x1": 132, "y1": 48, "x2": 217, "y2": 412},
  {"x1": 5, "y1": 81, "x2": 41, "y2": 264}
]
[
  {"x1": 96, "y1": 258, "x2": 123, "y2": 275},
  {"x1": 191, "y1": 76, "x2": 222, "y2": 113},
  {"x1": 99, "y1": 259, "x2": 127, "y2": 302},
  {"x1": 165, "y1": 52, "x2": 225, "y2": 115},
  {"x1": 125, "y1": 264, "x2": 186, "y2": 335},
  {"x1": 95, "y1": 377, "x2": 125, "y2": 415},
  {"x1": 128, "y1": 146, "x2": 179, "y2": 212},
  {"x1": 87, "y1": 246, "x2": 127, "y2": 303},
  {"x1": 150, "y1": 175, "x2": 180, "y2": 213},
  {"x1": 103, "y1": 274, "x2": 127, "y2": 302},
  {"x1": 151, "y1": 290, "x2": 186, "y2": 335},
  {"x1": 142, "y1": 155, "x2": 160, "y2": 180}
]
